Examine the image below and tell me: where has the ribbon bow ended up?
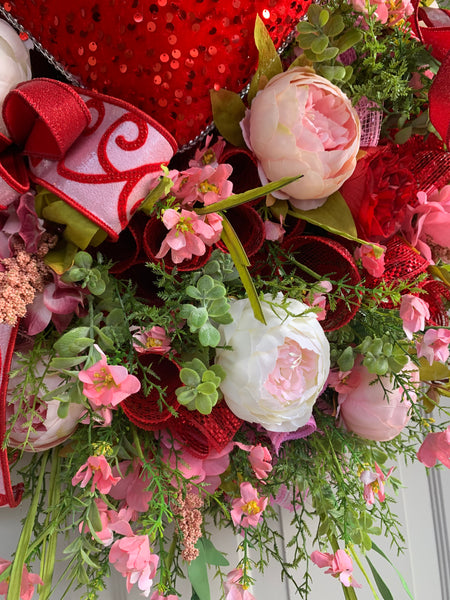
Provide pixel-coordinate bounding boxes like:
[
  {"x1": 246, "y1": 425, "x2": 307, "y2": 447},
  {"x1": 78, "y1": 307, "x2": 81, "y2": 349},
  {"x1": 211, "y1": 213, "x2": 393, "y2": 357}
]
[{"x1": 0, "y1": 77, "x2": 177, "y2": 238}]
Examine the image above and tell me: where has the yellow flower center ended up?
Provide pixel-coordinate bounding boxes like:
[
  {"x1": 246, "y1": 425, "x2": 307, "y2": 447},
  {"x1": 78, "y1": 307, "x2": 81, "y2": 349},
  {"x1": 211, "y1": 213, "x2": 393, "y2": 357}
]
[
  {"x1": 198, "y1": 180, "x2": 219, "y2": 194},
  {"x1": 146, "y1": 337, "x2": 162, "y2": 348},
  {"x1": 92, "y1": 442, "x2": 113, "y2": 457},
  {"x1": 176, "y1": 215, "x2": 193, "y2": 234},
  {"x1": 202, "y1": 149, "x2": 216, "y2": 165},
  {"x1": 242, "y1": 500, "x2": 261, "y2": 516},
  {"x1": 93, "y1": 368, "x2": 118, "y2": 391}
]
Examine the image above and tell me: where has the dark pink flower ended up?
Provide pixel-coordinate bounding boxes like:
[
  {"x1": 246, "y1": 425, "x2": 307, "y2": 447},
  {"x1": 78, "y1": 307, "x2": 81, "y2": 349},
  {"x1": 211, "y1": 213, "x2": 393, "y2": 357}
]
[
  {"x1": 417, "y1": 427, "x2": 450, "y2": 469},
  {"x1": 132, "y1": 326, "x2": 171, "y2": 355},
  {"x1": 231, "y1": 482, "x2": 268, "y2": 528},
  {"x1": 189, "y1": 135, "x2": 226, "y2": 168},
  {"x1": 72, "y1": 455, "x2": 121, "y2": 494},
  {"x1": 354, "y1": 244, "x2": 386, "y2": 278},
  {"x1": 173, "y1": 164, "x2": 233, "y2": 207},
  {"x1": 110, "y1": 460, "x2": 153, "y2": 513},
  {"x1": 416, "y1": 329, "x2": 450, "y2": 365}
]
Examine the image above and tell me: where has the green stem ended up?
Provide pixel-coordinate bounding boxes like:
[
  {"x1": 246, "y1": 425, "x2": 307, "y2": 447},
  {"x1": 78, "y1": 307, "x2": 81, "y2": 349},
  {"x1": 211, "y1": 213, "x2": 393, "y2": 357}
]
[
  {"x1": 131, "y1": 424, "x2": 145, "y2": 461},
  {"x1": 327, "y1": 535, "x2": 358, "y2": 600},
  {"x1": 160, "y1": 530, "x2": 179, "y2": 589},
  {"x1": 39, "y1": 449, "x2": 61, "y2": 600},
  {"x1": 348, "y1": 545, "x2": 380, "y2": 600},
  {"x1": 7, "y1": 451, "x2": 49, "y2": 600}
]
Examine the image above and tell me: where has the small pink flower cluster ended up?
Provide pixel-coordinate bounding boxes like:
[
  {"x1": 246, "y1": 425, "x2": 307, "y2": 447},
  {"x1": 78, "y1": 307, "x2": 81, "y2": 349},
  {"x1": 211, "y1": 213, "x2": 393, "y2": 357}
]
[
  {"x1": 155, "y1": 136, "x2": 231, "y2": 264},
  {"x1": 172, "y1": 487, "x2": 204, "y2": 562}
]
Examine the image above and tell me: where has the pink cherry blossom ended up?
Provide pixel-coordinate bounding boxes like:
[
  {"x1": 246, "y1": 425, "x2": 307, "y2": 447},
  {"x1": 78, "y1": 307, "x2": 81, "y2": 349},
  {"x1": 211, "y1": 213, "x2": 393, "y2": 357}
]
[
  {"x1": 235, "y1": 442, "x2": 273, "y2": 480},
  {"x1": 79, "y1": 352, "x2": 141, "y2": 411},
  {"x1": 416, "y1": 328, "x2": 450, "y2": 365},
  {"x1": 359, "y1": 463, "x2": 395, "y2": 506},
  {"x1": 311, "y1": 549, "x2": 361, "y2": 588},
  {"x1": 109, "y1": 535, "x2": 159, "y2": 597},
  {"x1": 417, "y1": 427, "x2": 450, "y2": 469},
  {"x1": 172, "y1": 164, "x2": 233, "y2": 206},
  {"x1": 231, "y1": 482, "x2": 268, "y2": 528},
  {"x1": 155, "y1": 208, "x2": 223, "y2": 264},
  {"x1": 223, "y1": 569, "x2": 256, "y2": 600},
  {"x1": 132, "y1": 326, "x2": 171, "y2": 355},
  {"x1": 399, "y1": 294, "x2": 430, "y2": 340},
  {"x1": 309, "y1": 280, "x2": 332, "y2": 321},
  {"x1": 72, "y1": 455, "x2": 121, "y2": 494},
  {"x1": 189, "y1": 135, "x2": 226, "y2": 168},
  {"x1": 0, "y1": 559, "x2": 43, "y2": 600},
  {"x1": 354, "y1": 244, "x2": 386, "y2": 278}
]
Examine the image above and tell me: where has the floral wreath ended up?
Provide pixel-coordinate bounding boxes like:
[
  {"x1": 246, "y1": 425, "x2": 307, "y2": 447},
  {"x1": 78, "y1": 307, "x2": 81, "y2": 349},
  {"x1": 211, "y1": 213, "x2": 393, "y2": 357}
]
[{"x1": 0, "y1": 1, "x2": 449, "y2": 599}]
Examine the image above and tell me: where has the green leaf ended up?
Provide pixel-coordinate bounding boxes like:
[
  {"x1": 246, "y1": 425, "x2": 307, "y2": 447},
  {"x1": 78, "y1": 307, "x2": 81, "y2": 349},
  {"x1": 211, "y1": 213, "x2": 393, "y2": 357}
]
[
  {"x1": 248, "y1": 14, "x2": 283, "y2": 104},
  {"x1": 140, "y1": 169, "x2": 174, "y2": 215},
  {"x1": 197, "y1": 381, "x2": 216, "y2": 395},
  {"x1": 50, "y1": 356, "x2": 87, "y2": 369},
  {"x1": 318, "y1": 9, "x2": 329, "y2": 27},
  {"x1": 197, "y1": 275, "x2": 215, "y2": 294},
  {"x1": 210, "y1": 364, "x2": 226, "y2": 381},
  {"x1": 188, "y1": 307, "x2": 209, "y2": 330},
  {"x1": 210, "y1": 89, "x2": 246, "y2": 147},
  {"x1": 196, "y1": 175, "x2": 301, "y2": 215},
  {"x1": 180, "y1": 368, "x2": 201, "y2": 387},
  {"x1": 297, "y1": 32, "x2": 319, "y2": 50},
  {"x1": 176, "y1": 388, "x2": 197, "y2": 405},
  {"x1": 371, "y1": 542, "x2": 415, "y2": 600},
  {"x1": 201, "y1": 538, "x2": 229, "y2": 566},
  {"x1": 188, "y1": 540, "x2": 211, "y2": 600},
  {"x1": 311, "y1": 34, "x2": 329, "y2": 55},
  {"x1": 366, "y1": 556, "x2": 394, "y2": 600},
  {"x1": 419, "y1": 358, "x2": 450, "y2": 382},
  {"x1": 196, "y1": 393, "x2": 214, "y2": 414},
  {"x1": 307, "y1": 3, "x2": 323, "y2": 26},
  {"x1": 198, "y1": 322, "x2": 221, "y2": 347},
  {"x1": 336, "y1": 29, "x2": 363, "y2": 53},
  {"x1": 205, "y1": 285, "x2": 226, "y2": 300},
  {"x1": 323, "y1": 14, "x2": 345, "y2": 37},
  {"x1": 289, "y1": 192, "x2": 384, "y2": 258},
  {"x1": 297, "y1": 21, "x2": 317, "y2": 33},
  {"x1": 208, "y1": 297, "x2": 229, "y2": 317},
  {"x1": 53, "y1": 327, "x2": 94, "y2": 357},
  {"x1": 220, "y1": 216, "x2": 266, "y2": 325}
]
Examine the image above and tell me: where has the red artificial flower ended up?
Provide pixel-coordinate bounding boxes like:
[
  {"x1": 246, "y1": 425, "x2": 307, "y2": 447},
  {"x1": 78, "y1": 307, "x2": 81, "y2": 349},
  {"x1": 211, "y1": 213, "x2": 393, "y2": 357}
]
[{"x1": 340, "y1": 144, "x2": 417, "y2": 242}]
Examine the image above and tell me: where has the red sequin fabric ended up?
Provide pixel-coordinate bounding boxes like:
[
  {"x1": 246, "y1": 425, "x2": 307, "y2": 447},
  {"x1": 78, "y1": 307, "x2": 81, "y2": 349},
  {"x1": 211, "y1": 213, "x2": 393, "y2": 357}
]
[{"x1": 7, "y1": 0, "x2": 312, "y2": 146}]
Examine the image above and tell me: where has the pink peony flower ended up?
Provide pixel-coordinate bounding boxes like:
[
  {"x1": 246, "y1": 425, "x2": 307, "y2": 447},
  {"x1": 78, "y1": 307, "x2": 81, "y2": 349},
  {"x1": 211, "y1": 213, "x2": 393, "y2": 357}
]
[
  {"x1": 241, "y1": 67, "x2": 360, "y2": 209},
  {"x1": 109, "y1": 535, "x2": 159, "y2": 597},
  {"x1": 231, "y1": 482, "x2": 268, "y2": 528},
  {"x1": 399, "y1": 294, "x2": 430, "y2": 340},
  {"x1": 155, "y1": 208, "x2": 223, "y2": 264},
  {"x1": 416, "y1": 328, "x2": 450, "y2": 365},
  {"x1": 311, "y1": 549, "x2": 361, "y2": 588},
  {"x1": 359, "y1": 463, "x2": 395, "y2": 506},
  {"x1": 79, "y1": 352, "x2": 141, "y2": 411},
  {"x1": 0, "y1": 559, "x2": 43, "y2": 600},
  {"x1": 223, "y1": 569, "x2": 256, "y2": 600},
  {"x1": 354, "y1": 244, "x2": 386, "y2": 278},
  {"x1": 72, "y1": 455, "x2": 121, "y2": 494},
  {"x1": 132, "y1": 326, "x2": 171, "y2": 355},
  {"x1": 417, "y1": 427, "x2": 450, "y2": 469},
  {"x1": 337, "y1": 360, "x2": 418, "y2": 441}
]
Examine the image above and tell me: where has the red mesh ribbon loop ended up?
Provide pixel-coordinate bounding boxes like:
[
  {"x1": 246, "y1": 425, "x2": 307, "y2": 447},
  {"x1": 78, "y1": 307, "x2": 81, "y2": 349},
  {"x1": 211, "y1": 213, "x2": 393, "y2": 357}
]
[
  {"x1": 418, "y1": 279, "x2": 450, "y2": 327},
  {"x1": 429, "y1": 51, "x2": 450, "y2": 149},
  {"x1": 0, "y1": 322, "x2": 24, "y2": 507},
  {"x1": 121, "y1": 355, "x2": 180, "y2": 430},
  {"x1": 281, "y1": 235, "x2": 362, "y2": 331}
]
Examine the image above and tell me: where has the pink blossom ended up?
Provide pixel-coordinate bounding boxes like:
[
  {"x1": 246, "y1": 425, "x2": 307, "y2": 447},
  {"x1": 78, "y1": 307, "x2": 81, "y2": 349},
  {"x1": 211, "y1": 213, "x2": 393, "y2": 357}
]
[
  {"x1": 349, "y1": 0, "x2": 413, "y2": 25},
  {"x1": 231, "y1": 482, "x2": 268, "y2": 528},
  {"x1": 189, "y1": 135, "x2": 226, "y2": 168},
  {"x1": 417, "y1": 427, "x2": 450, "y2": 469},
  {"x1": 132, "y1": 326, "x2": 171, "y2": 355},
  {"x1": 311, "y1": 549, "x2": 361, "y2": 588},
  {"x1": 234, "y1": 442, "x2": 273, "y2": 480},
  {"x1": 223, "y1": 569, "x2": 256, "y2": 600},
  {"x1": 109, "y1": 535, "x2": 159, "y2": 597},
  {"x1": 72, "y1": 455, "x2": 121, "y2": 494},
  {"x1": 309, "y1": 280, "x2": 332, "y2": 321},
  {"x1": 110, "y1": 460, "x2": 153, "y2": 512},
  {"x1": 399, "y1": 294, "x2": 430, "y2": 340},
  {"x1": 0, "y1": 559, "x2": 43, "y2": 600},
  {"x1": 79, "y1": 352, "x2": 141, "y2": 411},
  {"x1": 172, "y1": 164, "x2": 233, "y2": 207},
  {"x1": 150, "y1": 593, "x2": 179, "y2": 600},
  {"x1": 155, "y1": 208, "x2": 223, "y2": 264},
  {"x1": 79, "y1": 499, "x2": 134, "y2": 546},
  {"x1": 354, "y1": 244, "x2": 386, "y2": 278},
  {"x1": 359, "y1": 463, "x2": 395, "y2": 506},
  {"x1": 416, "y1": 328, "x2": 450, "y2": 365},
  {"x1": 264, "y1": 218, "x2": 285, "y2": 242}
]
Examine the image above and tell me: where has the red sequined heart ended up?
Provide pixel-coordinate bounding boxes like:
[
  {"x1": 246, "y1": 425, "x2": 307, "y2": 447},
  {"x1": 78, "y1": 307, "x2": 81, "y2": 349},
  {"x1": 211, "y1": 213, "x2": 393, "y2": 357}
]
[{"x1": 6, "y1": 0, "x2": 312, "y2": 147}]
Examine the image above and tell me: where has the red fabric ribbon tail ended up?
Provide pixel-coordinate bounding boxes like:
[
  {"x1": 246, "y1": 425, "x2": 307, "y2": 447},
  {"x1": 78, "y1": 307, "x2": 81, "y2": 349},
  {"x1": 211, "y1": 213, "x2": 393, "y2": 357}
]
[
  {"x1": 0, "y1": 322, "x2": 23, "y2": 507},
  {"x1": 429, "y1": 50, "x2": 450, "y2": 148}
]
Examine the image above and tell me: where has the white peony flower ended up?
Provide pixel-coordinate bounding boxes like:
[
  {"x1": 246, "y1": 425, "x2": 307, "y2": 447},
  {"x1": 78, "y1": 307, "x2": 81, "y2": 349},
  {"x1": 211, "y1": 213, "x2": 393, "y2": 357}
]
[
  {"x1": 215, "y1": 295, "x2": 330, "y2": 432},
  {"x1": 0, "y1": 20, "x2": 32, "y2": 135}
]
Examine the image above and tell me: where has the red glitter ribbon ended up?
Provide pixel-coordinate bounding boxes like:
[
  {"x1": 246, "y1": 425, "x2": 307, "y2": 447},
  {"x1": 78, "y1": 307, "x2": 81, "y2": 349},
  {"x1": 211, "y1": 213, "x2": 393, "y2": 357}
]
[
  {"x1": 409, "y1": 0, "x2": 450, "y2": 62},
  {"x1": 0, "y1": 78, "x2": 177, "y2": 239}
]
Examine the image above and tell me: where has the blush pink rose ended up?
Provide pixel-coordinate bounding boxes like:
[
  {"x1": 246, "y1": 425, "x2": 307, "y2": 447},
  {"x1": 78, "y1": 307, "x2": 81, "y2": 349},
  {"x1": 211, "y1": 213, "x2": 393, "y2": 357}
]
[
  {"x1": 241, "y1": 67, "x2": 360, "y2": 209},
  {"x1": 337, "y1": 360, "x2": 419, "y2": 441}
]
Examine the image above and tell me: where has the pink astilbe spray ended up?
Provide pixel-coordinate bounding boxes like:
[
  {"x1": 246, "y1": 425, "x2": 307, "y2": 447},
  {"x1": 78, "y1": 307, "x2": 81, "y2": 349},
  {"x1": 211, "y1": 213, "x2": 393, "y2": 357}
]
[{"x1": 172, "y1": 486, "x2": 204, "y2": 561}]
